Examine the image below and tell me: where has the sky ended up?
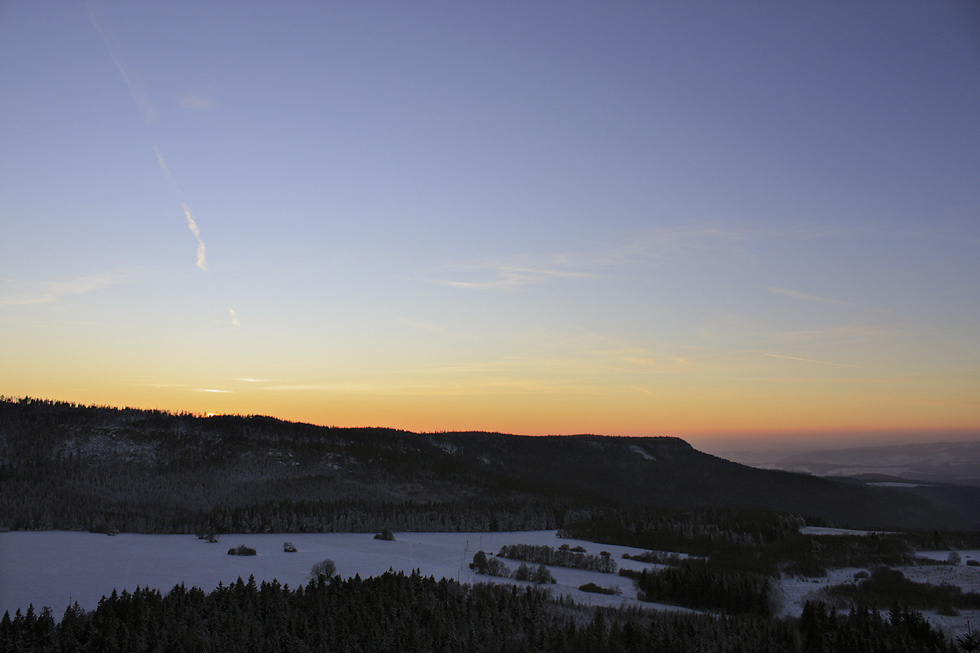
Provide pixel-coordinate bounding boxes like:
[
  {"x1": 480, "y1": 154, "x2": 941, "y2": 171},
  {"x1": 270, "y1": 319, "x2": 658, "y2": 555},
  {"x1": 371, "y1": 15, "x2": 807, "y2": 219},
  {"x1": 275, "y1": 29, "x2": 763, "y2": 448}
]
[{"x1": 1, "y1": 1, "x2": 978, "y2": 450}]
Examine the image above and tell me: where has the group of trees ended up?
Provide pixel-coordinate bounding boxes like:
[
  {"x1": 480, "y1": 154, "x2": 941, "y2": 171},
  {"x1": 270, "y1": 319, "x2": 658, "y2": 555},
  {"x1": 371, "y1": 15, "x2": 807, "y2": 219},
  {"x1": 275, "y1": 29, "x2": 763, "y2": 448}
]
[
  {"x1": 559, "y1": 507, "x2": 921, "y2": 578},
  {"x1": 226, "y1": 544, "x2": 256, "y2": 556},
  {"x1": 497, "y1": 543, "x2": 617, "y2": 574},
  {"x1": 0, "y1": 571, "x2": 960, "y2": 652},
  {"x1": 798, "y1": 601, "x2": 955, "y2": 653},
  {"x1": 826, "y1": 567, "x2": 980, "y2": 613},
  {"x1": 469, "y1": 551, "x2": 554, "y2": 584},
  {"x1": 620, "y1": 564, "x2": 773, "y2": 618}
]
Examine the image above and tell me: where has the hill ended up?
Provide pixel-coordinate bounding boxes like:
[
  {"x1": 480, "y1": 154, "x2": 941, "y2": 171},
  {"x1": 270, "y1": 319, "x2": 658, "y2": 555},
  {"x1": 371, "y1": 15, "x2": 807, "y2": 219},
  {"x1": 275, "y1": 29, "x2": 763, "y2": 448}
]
[{"x1": 2, "y1": 397, "x2": 978, "y2": 532}]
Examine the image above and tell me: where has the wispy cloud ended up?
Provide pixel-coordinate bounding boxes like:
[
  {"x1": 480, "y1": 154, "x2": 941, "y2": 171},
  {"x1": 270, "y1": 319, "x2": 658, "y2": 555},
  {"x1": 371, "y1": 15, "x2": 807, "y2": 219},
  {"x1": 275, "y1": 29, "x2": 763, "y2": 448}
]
[
  {"x1": 432, "y1": 226, "x2": 740, "y2": 291},
  {"x1": 195, "y1": 388, "x2": 233, "y2": 394},
  {"x1": 768, "y1": 287, "x2": 881, "y2": 312},
  {"x1": 0, "y1": 318, "x2": 105, "y2": 328},
  {"x1": 180, "y1": 90, "x2": 216, "y2": 111},
  {"x1": 181, "y1": 202, "x2": 208, "y2": 271},
  {"x1": 152, "y1": 146, "x2": 209, "y2": 271},
  {"x1": 153, "y1": 146, "x2": 179, "y2": 192},
  {"x1": 229, "y1": 309, "x2": 241, "y2": 328},
  {"x1": 88, "y1": 9, "x2": 155, "y2": 122},
  {"x1": 0, "y1": 271, "x2": 132, "y2": 305},
  {"x1": 764, "y1": 352, "x2": 859, "y2": 368},
  {"x1": 775, "y1": 325, "x2": 896, "y2": 342},
  {"x1": 436, "y1": 265, "x2": 603, "y2": 291}
]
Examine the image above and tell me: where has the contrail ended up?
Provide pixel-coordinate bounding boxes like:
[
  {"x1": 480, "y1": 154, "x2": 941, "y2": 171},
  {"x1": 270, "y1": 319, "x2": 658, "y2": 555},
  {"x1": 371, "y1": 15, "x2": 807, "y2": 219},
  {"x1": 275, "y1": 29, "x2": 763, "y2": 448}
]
[
  {"x1": 155, "y1": 145, "x2": 207, "y2": 272},
  {"x1": 91, "y1": 12, "x2": 209, "y2": 273},
  {"x1": 87, "y1": 9, "x2": 155, "y2": 122},
  {"x1": 181, "y1": 202, "x2": 207, "y2": 271},
  {"x1": 153, "y1": 146, "x2": 179, "y2": 191}
]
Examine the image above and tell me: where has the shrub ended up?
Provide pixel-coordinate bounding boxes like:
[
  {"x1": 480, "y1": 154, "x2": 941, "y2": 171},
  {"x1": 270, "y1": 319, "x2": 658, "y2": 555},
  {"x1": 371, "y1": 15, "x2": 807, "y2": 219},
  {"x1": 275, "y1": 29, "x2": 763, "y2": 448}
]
[
  {"x1": 374, "y1": 529, "x2": 395, "y2": 541},
  {"x1": 947, "y1": 551, "x2": 962, "y2": 565},
  {"x1": 310, "y1": 559, "x2": 337, "y2": 579},
  {"x1": 967, "y1": 560, "x2": 979, "y2": 567},
  {"x1": 228, "y1": 544, "x2": 256, "y2": 556},
  {"x1": 579, "y1": 582, "x2": 620, "y2": 595},
  {"x1": 283, "y1": 542, "x2": 297, "y2": 553}
]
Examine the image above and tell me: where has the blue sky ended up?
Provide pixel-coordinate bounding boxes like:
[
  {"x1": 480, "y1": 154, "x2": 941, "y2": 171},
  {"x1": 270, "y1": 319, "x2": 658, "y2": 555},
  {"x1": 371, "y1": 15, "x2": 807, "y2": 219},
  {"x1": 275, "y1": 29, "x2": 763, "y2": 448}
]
[{"x1": 1, "y1": 1, "x2": 978, "y2": 447}]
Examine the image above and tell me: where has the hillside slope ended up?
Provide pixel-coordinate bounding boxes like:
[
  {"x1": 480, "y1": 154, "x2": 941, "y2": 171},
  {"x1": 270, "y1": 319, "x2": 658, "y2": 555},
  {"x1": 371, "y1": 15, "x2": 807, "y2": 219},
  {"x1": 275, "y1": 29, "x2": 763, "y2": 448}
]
[{"x1": 2, "y1": 398, "x2": 978, "y2": 532}]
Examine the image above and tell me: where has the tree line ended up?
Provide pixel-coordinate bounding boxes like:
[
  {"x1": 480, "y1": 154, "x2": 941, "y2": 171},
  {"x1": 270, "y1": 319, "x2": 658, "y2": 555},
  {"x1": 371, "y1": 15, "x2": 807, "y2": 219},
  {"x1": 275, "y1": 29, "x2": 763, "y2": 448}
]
[
  {"x1": 619, "y1": 564, "x2": 773, "y2": 618},
  {"x1": 496, "y1": 543, "x2": 617, "y2": 574},
  {"x1": 559, "y1": 507, "x2": 920, "y2": 578},
  {"x1": 0, "y1": 571, "x2": 959, "y2": 652}
]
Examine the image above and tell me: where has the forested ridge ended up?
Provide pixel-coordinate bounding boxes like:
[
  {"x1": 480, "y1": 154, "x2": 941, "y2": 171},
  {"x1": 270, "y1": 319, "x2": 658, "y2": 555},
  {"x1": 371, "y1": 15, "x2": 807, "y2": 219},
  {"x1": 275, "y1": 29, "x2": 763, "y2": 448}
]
[
  {"x1": 0, "y1": 571, "x2": 959, "y2": 653},
  {"x1": 3, "y1": 397, "x2": 980, "y2": 533}
]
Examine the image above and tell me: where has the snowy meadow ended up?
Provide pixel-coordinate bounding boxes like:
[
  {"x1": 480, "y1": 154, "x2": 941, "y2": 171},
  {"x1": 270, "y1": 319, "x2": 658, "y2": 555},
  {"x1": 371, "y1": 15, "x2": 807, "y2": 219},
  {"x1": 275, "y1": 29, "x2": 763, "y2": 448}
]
[{"x1": 0, "y1": 530, "x2": 670, "y2": 619}]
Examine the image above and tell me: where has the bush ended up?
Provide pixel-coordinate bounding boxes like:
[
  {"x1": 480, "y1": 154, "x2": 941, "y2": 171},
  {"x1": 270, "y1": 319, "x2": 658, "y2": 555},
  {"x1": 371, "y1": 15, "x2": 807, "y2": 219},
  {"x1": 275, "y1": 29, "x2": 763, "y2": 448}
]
[
  {"x1": 579, "y1": 582, "x2": 620, "y2": 595},
  {"x1": 967, "y1": 560, "x2": 979, "y2": 567},
  {"x1": 283, "y1": 542, "x2": 297, "y2": 552},
  {"x1": 374, "y1": 529, "x2": 395, "y2": 541},
  {"x1": 310, "y1": 559, "x2": 337, "y2": 579},
  {"x1": 228, "y1": 544, "x2": 256, "y2": 556}
]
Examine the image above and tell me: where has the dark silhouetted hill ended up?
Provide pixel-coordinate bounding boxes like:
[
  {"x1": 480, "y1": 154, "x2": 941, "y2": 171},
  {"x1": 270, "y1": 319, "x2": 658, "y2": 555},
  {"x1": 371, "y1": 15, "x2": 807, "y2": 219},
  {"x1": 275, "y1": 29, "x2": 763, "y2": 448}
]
[{"x1": 2, "y1": 397, "x2": 978, "y2": 532}]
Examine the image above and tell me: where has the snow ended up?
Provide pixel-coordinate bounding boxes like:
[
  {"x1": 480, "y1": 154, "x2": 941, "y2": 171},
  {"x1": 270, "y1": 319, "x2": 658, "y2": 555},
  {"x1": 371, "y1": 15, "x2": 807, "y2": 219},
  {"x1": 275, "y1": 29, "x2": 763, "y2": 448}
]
[
  {"x1": 629, "y1": 445, "x2": 656, "y2": 461},
  {"x1": 867, "y1": 482, "x2": 925, "y2": 488},
  {"x1": 6, "y1": 531, "x2": 975, "y2": 639},
  {"x1": 775, "y1": 566, "x2": 864, "y2": 618},
  {"x1": 774, "y1": 551, "x2": 980, "y2": 640},
  {"x1": 915, "y1": 550, "x2": 980, "y2": 565},
  {"x1": 799, "y1": 526, "x2": 888, "y2": 536},
  {"x1": 0, "y1": 530, "x2": 687, "y2": 619}
]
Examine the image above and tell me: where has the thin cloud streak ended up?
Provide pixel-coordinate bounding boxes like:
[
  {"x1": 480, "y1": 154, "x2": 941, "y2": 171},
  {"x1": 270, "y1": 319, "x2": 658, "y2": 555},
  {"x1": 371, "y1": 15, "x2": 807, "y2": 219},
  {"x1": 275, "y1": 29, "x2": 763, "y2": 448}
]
[
  {"x1": 433, "y1": 227, "x2": 741, "y2": 291},
  {"x1": 768, "y1": 287, "x2": 881, "y2": 312},
  {"x1": 153, "y1": 146, "x2": 208, "y2": 272},
  {"x1": 181, "y1": 202, "x2": 207, "y2": 271},
  {"x1": 229, "y1": 309, "x2": 241, "y2": 328},
  {"x1": 153, "y1": 146, "x2": 180, "y2": 193},
  {"x1": 764, "y1": 353, "x2": 859, "y2": 368},
  {"x1": 437, "y1": 266, "x2": 603, "y2": 291},
  {"x1": 87, "y1": 9, "x2": 155, "y2": 122},
  {"x1": 0, "y1": 271, "x2": 131, "y2": 305},
  {"x1": 180, "y1": 90, "x2": 216, "y2": 111}
]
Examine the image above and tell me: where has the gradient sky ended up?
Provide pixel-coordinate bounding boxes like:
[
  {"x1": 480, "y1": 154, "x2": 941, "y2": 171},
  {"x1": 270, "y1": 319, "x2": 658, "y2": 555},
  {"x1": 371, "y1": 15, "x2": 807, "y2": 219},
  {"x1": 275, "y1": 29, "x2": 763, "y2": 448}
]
[{"x1": 1, "y1": 1, "x2": 978, "y2": 449}]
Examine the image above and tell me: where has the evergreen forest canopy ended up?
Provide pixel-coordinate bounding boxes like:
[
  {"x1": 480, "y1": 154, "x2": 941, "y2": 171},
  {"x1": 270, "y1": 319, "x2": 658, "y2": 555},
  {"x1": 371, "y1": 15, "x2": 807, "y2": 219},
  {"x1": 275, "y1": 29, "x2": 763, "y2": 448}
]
[
  {"x1": 2, "y1": 396, "x2": 980, "y2": 534},
  {"x1": 0, "y1": 570, "x2": 963, "y2": 653}
]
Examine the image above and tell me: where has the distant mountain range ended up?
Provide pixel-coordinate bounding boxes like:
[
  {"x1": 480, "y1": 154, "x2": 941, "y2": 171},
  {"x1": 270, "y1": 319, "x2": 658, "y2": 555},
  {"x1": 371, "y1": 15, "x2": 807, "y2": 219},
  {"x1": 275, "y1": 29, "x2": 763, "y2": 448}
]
[
  {"x1": 721, "y1": 441, "x2": 980, "y2": 489},
  {"x1": 2, "y1": 398, "x2": 979, "y2": 532}
]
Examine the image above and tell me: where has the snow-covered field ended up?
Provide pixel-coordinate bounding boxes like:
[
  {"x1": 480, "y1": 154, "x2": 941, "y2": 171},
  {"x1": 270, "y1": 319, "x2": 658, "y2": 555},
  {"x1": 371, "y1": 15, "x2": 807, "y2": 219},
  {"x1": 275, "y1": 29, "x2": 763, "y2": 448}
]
[
  {"x1": 0, "y1": 530, "x2": 685, "y2": 619},
  {"x1": 3, "y1": 531, "x2": 977, "y2": 639},
  {"x1": 776, "y1": 551, "x2": 980, "y2": 640}
]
